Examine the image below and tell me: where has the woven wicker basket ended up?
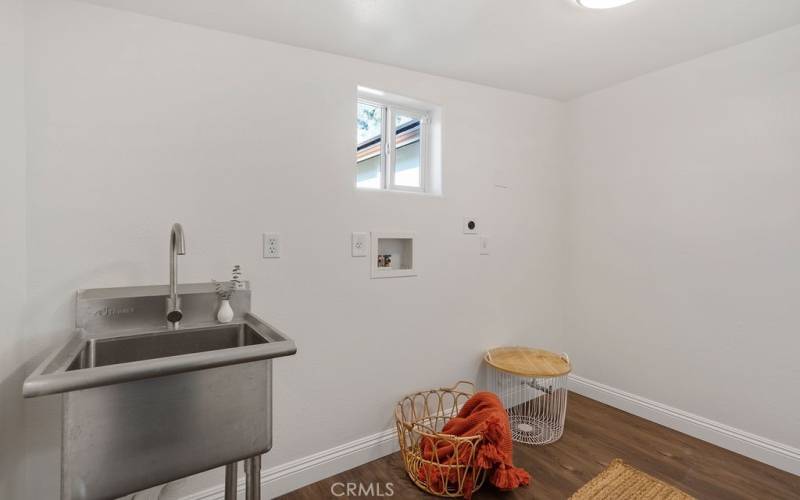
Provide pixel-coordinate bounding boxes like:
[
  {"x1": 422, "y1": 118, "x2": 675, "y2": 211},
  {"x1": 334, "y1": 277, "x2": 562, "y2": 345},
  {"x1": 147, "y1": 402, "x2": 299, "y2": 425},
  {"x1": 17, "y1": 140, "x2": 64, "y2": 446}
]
[{"x1": 395, "y1": 381, "x2": 487, "y2": 498}]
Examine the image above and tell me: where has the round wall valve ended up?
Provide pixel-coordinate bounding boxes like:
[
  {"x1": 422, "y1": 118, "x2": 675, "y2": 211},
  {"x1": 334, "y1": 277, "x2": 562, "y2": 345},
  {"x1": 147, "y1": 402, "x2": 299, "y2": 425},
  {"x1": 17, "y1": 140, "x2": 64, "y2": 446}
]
[{"x1": 463, "y1": 217, "x2": 479, "y2": 234}]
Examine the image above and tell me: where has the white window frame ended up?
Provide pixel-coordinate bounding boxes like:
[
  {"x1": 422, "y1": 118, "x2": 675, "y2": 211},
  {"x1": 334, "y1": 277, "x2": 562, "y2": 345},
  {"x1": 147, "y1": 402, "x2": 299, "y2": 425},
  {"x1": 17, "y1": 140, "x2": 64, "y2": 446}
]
[{"x1": 356, "y1": 96, "x2": 431, "y2": 193}]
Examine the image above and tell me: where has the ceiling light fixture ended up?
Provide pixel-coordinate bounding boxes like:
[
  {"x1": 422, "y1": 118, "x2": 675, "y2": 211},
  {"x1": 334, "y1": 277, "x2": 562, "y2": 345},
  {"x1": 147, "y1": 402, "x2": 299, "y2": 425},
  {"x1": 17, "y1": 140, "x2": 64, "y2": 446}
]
[{"x1": 576, "y1": 0, "x2": 638, "y2": 9}]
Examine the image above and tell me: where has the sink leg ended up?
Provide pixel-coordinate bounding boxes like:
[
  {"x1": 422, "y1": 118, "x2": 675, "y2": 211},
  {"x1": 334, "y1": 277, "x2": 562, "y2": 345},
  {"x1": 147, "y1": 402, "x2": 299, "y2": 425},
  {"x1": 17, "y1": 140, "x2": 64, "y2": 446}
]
[
  {"x1": 245, "y1": 455, "x2": 262, "y2": 500},
  {"x1": 224, "y1": 462, "x2": 238, "y2": 500}
]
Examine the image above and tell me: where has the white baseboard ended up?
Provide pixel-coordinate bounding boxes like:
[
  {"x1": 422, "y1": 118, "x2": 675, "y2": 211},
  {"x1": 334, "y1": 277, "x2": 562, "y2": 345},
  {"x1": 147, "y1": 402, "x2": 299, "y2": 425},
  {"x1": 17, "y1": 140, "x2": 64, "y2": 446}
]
[
  {"x1": 181, "y1": 428, "x2": 399, "y2": 500},
  {"x1": 568, "y1": 374, "x2": 800, "y2": 476}
]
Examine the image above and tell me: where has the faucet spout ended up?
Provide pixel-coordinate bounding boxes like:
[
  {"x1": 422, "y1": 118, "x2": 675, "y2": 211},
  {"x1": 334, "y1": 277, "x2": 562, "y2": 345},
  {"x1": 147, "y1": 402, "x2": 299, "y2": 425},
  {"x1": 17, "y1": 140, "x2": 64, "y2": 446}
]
[{"x1": 167, "y1": 223, "x2": 186, "y2": 328}]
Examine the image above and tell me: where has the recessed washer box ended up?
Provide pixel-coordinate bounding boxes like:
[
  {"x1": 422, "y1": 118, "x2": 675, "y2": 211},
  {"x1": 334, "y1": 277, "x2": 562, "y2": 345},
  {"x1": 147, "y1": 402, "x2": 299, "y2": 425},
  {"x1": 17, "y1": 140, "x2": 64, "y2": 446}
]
[{"x1": 371, "y1": 232, "x2": 416, "y2": 278}]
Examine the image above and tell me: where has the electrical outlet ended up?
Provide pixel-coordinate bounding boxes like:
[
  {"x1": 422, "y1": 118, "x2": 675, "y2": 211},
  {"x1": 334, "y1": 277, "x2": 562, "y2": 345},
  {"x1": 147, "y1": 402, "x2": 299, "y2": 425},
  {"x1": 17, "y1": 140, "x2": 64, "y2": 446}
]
[
  {"x1": 263, "y1": 233, "x2": 280, "y2": 258},
  {"x1": 351, "y1": 232, "x2": 368, "y2": 257}
]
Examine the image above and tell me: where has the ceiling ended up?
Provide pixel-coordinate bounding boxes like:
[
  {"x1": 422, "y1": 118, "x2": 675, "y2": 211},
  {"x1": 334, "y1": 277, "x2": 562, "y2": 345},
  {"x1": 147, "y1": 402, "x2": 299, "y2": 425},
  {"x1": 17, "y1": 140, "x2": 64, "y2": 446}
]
[{"x1": 80, "y1": 0, "x2": 800, "y2": 100}]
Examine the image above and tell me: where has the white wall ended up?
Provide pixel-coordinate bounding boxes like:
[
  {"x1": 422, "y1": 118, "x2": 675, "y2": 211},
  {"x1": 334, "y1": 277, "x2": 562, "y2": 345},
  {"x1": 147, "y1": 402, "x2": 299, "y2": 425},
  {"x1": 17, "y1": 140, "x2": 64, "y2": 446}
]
[
  {"x1": 20, "y1": 0, "x2": 565, "y2": 497},
  {"x1": 565, "y1": 25, "x2": 800, "y2": 448},
  {"x1": 0, "y1": 0, "x2": 28, "y2": 497}
]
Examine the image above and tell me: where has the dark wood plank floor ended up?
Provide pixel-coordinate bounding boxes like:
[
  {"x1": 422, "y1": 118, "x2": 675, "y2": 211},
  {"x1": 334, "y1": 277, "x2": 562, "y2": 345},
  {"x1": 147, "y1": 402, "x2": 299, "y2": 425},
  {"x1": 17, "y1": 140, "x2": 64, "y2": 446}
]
[{"x1": 279, "y1": 393, "x2": 800, "y2": 499}]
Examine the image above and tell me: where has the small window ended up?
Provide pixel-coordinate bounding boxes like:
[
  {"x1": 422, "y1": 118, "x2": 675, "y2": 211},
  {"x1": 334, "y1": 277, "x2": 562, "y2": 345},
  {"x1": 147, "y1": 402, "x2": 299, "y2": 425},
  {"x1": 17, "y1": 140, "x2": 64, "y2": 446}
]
[{"x1": 356, "y1": 89, "x2": 433, "y2": 193}]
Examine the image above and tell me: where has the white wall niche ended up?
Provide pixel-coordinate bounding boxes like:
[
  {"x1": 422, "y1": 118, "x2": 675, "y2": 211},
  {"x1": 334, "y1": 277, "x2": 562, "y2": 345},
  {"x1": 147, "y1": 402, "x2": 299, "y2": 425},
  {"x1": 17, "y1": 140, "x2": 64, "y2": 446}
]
[{"x1": 371, "y1": 232, "x2": 415, "y2": 278}]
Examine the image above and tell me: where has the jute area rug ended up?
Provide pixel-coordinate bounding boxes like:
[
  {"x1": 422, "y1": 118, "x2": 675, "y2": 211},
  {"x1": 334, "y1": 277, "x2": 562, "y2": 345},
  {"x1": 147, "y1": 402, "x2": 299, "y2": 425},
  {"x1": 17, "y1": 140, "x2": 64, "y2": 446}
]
[{"x1": 569, "y1": 459, "x2": 695, "y2": 500}]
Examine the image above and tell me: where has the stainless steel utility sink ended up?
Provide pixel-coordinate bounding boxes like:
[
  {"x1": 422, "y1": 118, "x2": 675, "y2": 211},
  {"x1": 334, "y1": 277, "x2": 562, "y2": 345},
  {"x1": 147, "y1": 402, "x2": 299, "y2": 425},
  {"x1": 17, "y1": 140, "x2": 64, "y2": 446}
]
[{"x1": 23, "y1": 283, "x2": 296, "y2": 500}]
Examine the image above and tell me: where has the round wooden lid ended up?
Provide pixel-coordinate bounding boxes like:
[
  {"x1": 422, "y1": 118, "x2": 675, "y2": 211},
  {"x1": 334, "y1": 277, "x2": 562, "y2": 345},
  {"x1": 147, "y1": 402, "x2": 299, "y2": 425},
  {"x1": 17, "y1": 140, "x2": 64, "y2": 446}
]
[{"x1": 484, "y1": 347, "x2": 571, "y2": 377}]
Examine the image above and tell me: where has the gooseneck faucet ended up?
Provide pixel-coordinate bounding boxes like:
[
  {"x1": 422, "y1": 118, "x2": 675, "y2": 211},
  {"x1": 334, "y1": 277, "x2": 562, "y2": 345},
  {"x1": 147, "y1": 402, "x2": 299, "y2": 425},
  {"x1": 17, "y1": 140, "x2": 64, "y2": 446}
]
[{"x1": 167, "y1": 223, "x2": 186, "y2": 329}]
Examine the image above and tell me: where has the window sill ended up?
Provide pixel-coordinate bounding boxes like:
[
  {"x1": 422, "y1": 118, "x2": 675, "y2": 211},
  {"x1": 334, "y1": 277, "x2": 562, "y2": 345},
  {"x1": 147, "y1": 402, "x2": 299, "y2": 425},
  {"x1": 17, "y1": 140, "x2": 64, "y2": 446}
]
[{"x1": 355, "y1": 187, "x2": 443, "y2": 198}]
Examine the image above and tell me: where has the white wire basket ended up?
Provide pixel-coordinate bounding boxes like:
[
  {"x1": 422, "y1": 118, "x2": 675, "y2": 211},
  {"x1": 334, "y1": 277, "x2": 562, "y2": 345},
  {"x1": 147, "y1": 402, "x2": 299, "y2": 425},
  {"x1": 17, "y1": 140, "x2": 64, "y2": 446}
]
[{"x1": 485, "y1": 347, "x2": 571, "y2": 445}]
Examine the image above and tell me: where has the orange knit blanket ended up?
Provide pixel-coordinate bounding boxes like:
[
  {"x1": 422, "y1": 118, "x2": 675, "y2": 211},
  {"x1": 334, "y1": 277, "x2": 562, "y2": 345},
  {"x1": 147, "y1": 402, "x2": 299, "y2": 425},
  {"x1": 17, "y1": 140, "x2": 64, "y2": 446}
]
[{"x1": 419, "y1": 392, "x2": 531, "y2": 499}]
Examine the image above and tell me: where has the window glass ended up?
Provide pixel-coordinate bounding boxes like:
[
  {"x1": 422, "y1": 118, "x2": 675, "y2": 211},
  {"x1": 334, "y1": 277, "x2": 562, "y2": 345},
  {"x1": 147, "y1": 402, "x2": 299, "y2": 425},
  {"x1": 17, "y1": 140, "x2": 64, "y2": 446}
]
[
  {"x1": 395, "y1": 114, "x2": 415, "y2": 129},
  {"x1": 356, "y1": 101, "x2": 383, "y2": 188},
  {"x1": 393, "y1": 114, "x2": 421, "y2": 188},
  {"x1": 357, "y1": 102, "x2": 382, "y2": 144},
  {"x1": 356, "y1": 154, "x2": 381, "y2": 189}
]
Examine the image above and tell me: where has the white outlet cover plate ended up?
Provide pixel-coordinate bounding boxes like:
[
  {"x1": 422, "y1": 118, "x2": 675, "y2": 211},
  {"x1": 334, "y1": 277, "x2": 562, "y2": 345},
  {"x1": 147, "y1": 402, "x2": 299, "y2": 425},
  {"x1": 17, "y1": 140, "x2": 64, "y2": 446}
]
[
  {"x1": 463, "y1": 217, "x2": 479, "y2": 234},
  {"x1": 480, "y1": 236, "x2": 490, "y2": 255},
  {"x1": 351, "y1": 232, "x2": 368, "y2": 257},
  {"x1": 263, "y1": 233, "x2": 280, "y2": 258}
]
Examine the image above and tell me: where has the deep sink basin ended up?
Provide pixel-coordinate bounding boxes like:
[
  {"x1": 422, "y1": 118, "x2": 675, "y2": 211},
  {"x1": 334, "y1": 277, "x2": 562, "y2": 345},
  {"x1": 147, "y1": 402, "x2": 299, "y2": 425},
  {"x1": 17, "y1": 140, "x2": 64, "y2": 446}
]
[
  {"x1": 68, "y1": 323, "x2": 268, "y2": 370},
  {"x1": 24, "y1": 314, "x2": 294, "y2": 398},
  {"x1": 23, "y1": 283, "x2": 297, "y2": 500},
  {"x1": 23, "y1": 280, "x2": 296, "y2": 398}
]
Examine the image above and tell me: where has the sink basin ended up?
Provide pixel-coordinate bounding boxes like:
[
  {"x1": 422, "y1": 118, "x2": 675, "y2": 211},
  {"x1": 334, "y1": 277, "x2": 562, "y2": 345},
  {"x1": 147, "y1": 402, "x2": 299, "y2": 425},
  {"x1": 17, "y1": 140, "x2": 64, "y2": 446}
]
[
  {"x1": 67, "y1": 323, "x2": 268, "y2": 370},
  {"x1": 24, "y1": 314, "x2": 294, "y2": 397},
  {"x1": 23, "y1": 283, "x2": 296, "y2": 500}
]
